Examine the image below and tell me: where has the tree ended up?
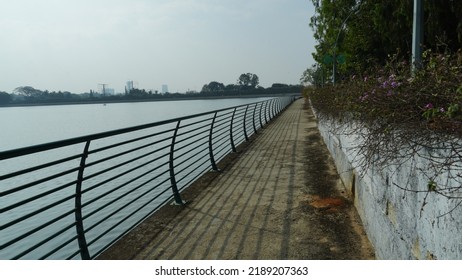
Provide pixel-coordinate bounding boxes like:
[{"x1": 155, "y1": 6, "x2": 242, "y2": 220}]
[
  {"x1": 237, "y1": 73, "x2": 259, "y2": 89},
  {"x1": 225, "y1": 84, "x2": 239, "y2": 92},
  {"x1": 271, "y1": 83, "x2": 289, "y2": 88},
  {"x1": 127, "y1": 88, "x2": 149, "y2": 98},
  {"x1": 309, "y1": 0, "x2": 462, "y2": 79},
  {"x1": 0, "y1": 91, "x2": 11, "y2": 104},
  {"x1": 13, "y1": 86, "x2": 43, "y2": 98},
  {"x1": 300, "y1": 65, "x2": 324, "y2": 87},
  {"x1": 201, "y1": 81, "x2": 225, "y2": 93}
]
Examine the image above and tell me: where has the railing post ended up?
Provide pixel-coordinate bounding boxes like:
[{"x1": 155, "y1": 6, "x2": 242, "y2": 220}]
[
  {"x1": 270, "y1": 99, "x2": 274, "y2": 120},
  {"x1": 252, "y1": 103, "x2": 258, "y2": 134},
  {"x1": 273, "y1": 98, "x2": 278, "y2": 117},
  {"x1": 75, "y1": 140, "x2": 91, "y2": 260},
  {"x1": 169, "y1": 120, "x2": 184, "y2": 205},
  {"x1": 272, "y1": 98, "x2": 277, "y2": 117},
  {"x1": 208, "y1": 112, "x2": 219, "y2": 171},
  {"x1": 274, "y1": 98, "x2": 279, "y2": 115},
  {"x1": 243, "y1": 104, "x2": 249, "y2": 141},
  {"x1": 276, "y1": 97, "x2": 282, "y2": 115},
  {"x1": 266, "y1": 99, "x2": 273, "y2": 121},
  {"x1": 258, "y1": 102, "x2": 264, "y2": 129},
  {"x1": 230, "y1": 108, "x2": 237, "y2": 153},
  {"x1": 264, "y1": 100, "x2": 269, "y2": 124}
]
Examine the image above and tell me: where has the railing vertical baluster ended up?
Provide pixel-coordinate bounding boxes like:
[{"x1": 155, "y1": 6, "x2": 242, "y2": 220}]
[
  {"x1": 273, "y1": 99, "x2": 279, "y2": 118},
  {"x1": 169, "y1": 120, "x2": 184, "y2": 205},
  {"x1": 230, "y1": 108, "x2": 237, "y2": 153},
  {"x1": 75, "y1": 140, "x2": 91, "y2": 260},
  {"x1": 252, "y1": 103, "x2": 258, "y2": 134},
  {"x1": 243, "y1": 105, "x2": 249, "y2": 141},
  {"x1": 268, "y1": 99, "x2": 274, "y2": 120},
  {"x1": 272, "y1": 98, "x2": 277, "y2": 117},
  {"x1": 273, "y1": 98, "x2": 279, "y2": 118},
  {"x1": 208, "y1": 112, "x2": 219, "y2": 171},
  {"x1": 277, "y1": 98, "x2": 280, "y2": 114},
  {"x1": 258, "y1": 102, "x2": 264, "y2": 129},
  {"x1": 264, "y1": 100, "x2": 269, "y2": 124},
  {"x1": 269, "y1": 100, "x2": 273, "y2": 121},
  {"x1": 276, "y1": 98, "x2": 279, "y2": 114}
]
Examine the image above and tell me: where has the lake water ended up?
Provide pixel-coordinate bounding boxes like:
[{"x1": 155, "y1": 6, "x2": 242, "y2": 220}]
[
  {"x1": 0, "y1": 97, "x2": 270, "y2": 152},
  {"x1": 0, "y1": 97, "x2": 273, "y2": 259}
]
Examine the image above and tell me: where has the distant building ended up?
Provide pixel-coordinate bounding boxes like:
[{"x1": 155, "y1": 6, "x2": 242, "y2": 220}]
[
  {"x1": 98, "y1": 84, "x2": 114, "y2": 95},
  {"x1": 102, "y1": 88, "x2": 115, "y2": 95},
  {"x1": 162, "y1": 84, "x2": 168, "y2": 94},
  {"x1": 126, "y1": 81, "x2": 134, "y2": 93}
]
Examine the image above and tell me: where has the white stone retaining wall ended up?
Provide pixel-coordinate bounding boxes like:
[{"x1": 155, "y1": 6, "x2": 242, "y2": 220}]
[{"x1": 316, "y1": 116, "x2": 462, "y2": 259}]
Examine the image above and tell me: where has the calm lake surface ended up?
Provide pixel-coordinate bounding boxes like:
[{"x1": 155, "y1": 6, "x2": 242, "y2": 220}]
[
  {"x1": 0, "y1": 97, "x2": 272, "y2": 259},
  {"x1": 0, "y1": 97, "x2": 270, "y2": 151}
]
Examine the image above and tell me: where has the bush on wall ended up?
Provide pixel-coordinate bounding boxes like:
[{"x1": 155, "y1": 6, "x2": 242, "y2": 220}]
[{"x1": 306, "y1": 49, "x2": 462, "y2": 215}]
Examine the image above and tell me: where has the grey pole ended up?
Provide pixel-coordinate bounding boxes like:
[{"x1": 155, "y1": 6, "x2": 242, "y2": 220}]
[{"x1": 412, "y1": 0, "x2": 424, "y2": 71}]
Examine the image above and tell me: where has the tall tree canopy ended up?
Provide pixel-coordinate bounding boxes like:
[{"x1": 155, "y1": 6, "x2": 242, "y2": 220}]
[
  {"x1": 201, "y1": 81, "x2": 225, "y2": 93},
  {"x1": 309, "y1": 0, "x2": 462, "y2": 80},
  {"x1": 238, "y1": 73, "x2": 259, "y2": 89}
]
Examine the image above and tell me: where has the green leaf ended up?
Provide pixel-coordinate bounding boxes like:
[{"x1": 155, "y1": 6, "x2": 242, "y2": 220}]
[{"x1": 427, "y1": 180, "x2": 437, "y2": 192}]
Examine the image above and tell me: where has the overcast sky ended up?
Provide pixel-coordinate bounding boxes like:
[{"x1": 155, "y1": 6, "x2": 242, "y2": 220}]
[{"x1": 0, "y1": 0, "x2": 316, "y2": 94}]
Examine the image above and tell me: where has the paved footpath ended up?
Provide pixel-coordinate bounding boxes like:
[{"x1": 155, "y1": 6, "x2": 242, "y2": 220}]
[{"x1": 98, "y1": 98, "x2": 375, "y2": 260}]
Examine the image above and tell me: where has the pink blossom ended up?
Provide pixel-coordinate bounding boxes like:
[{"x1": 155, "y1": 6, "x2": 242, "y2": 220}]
[{"x1": 359, "y1": 94, "x2": 369, "y2": 102}]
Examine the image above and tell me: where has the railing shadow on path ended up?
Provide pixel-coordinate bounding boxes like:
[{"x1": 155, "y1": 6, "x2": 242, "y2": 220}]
[
  {"x1": 0, "y1": 95, "x2": 297, "y2": 260},
  {"x1": 98, "y1": 97, "x2": 375, "y2": 260}
]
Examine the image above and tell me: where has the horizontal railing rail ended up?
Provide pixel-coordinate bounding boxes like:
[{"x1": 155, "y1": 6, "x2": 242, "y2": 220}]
[{"x1": 0, "y1": 95, "x2": 297, "y2": 259}]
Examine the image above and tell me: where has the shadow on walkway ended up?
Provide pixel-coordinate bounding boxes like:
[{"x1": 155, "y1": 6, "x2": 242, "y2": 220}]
[{"x1": 98, "y1": 98, "x2": 375, "y2": 260}]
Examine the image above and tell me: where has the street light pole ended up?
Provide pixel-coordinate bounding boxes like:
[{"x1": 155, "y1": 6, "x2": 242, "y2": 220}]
[{"x1": 412, "y1": 0, "x2": 424, "y2": 71}]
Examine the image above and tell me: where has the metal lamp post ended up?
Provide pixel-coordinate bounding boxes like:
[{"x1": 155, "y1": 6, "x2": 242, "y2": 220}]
[{"x1": 412, "y1": 0, "x2": 424, "y2": 71}]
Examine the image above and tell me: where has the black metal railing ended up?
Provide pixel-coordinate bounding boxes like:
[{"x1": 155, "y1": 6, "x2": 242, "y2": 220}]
[{"x1": 0, "y1": 96, "x2": 297, "y2": 259}]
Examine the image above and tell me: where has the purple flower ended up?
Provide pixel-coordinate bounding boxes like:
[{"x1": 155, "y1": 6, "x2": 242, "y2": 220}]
[
  {"x1": 440, "y1": 107, "x2": 445, "y2": 113},
  {"x1": 360, "y1": 94, "x2": 369, "y2": 102},
  {"x1": 425, "y1": 103, "x2": 434, "y2": 109}
]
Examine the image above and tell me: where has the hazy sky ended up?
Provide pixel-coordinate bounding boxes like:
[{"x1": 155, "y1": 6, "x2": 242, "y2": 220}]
[{"x1": 0, "y1": 0, "x2": 316, "y2": 93}]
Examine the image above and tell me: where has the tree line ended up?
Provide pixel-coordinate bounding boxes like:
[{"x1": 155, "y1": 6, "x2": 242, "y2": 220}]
[
  {"x1": 302, "y1": 0, "x2": 462, "y2": 85},
  {"x1": 0, "y1": 73, "x2": 302, "y2": 106}
]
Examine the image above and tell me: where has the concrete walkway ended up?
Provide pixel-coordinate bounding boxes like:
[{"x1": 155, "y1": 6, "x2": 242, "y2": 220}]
[{"x1": 98, "y1": 98, "x2": 375, "y2": 260}]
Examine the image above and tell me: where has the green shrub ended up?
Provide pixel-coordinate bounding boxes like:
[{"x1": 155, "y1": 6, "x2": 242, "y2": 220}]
[{"x1": 309, "y1": 49, "x2": 462, "y2": 136}]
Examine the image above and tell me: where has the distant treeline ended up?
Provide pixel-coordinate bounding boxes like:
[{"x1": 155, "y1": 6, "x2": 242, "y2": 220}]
[{"x1": 0, "y1": 84, "x2": 302, "y2": 106}]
